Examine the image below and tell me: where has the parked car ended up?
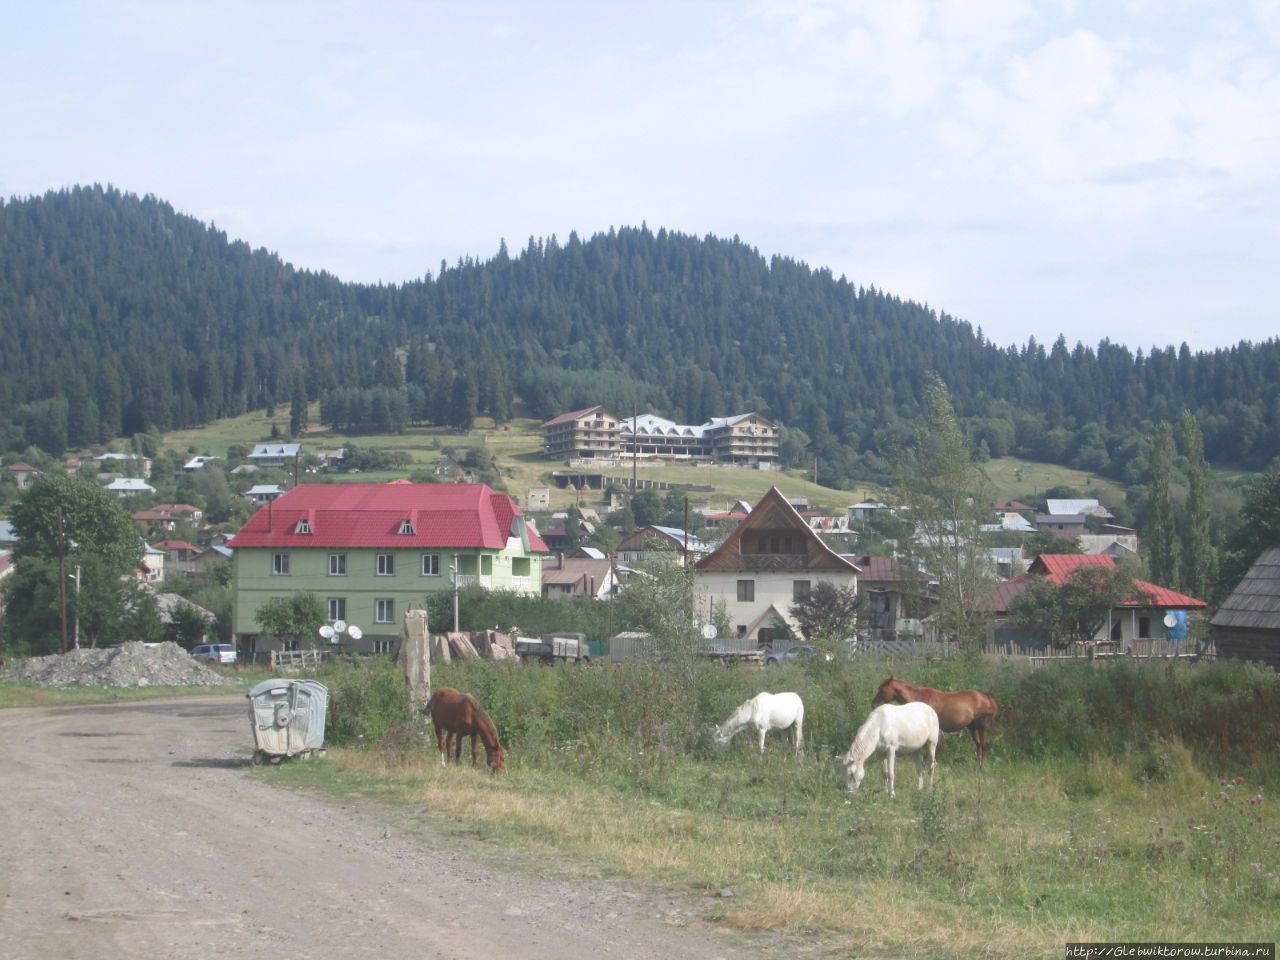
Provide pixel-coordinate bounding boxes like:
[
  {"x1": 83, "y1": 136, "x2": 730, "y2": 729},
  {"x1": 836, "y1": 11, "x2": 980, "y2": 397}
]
[
  {"x1": 764, "y1": 643, "x2": 833, "y2": 666},
  {"x1": 191, "y1": 643, "x2": 237, "y2": 665}
]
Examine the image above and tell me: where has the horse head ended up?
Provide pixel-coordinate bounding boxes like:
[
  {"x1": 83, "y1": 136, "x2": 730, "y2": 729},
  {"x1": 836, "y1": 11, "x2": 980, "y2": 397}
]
[
  {"x1": 841, "y1": 751, "x2": 865, "y2": 792},
  {"x1": 486, "y1": 743, "x2": 507, "y2": 773},
  {"x1": 871, "y1": 676, "x2": 901, "y2": 707}
]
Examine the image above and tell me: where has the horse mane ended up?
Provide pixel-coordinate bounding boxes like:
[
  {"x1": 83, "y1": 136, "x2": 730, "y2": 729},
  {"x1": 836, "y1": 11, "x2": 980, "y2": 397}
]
[
  {"x1": 848, "y1": 708, "x2": 883, "y2": 763},
  {"x1": 464, "y1": 694, "x2": 501, "y2": 748}
]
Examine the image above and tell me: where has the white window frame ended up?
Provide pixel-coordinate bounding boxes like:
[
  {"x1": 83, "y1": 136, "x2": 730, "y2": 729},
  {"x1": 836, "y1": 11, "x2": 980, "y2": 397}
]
[
  {"x1": 271, "y1": 553, "x2": 290, "y2": 576},
  {"x1": 375, "y1": 598, "x2": 394, "y2": 624},
  {"x1": 328, "y1": 597, "x2": 346, "y2": 622},
  {"x1": 421, "y1": 554, "x2": 440, "y2": 576},
  {"x1": 328, "y1": 553, "x2": 347, "y2": 576},
  {"x1": 376, "y1": 553, "x2": 395, "y2": 576},
  {"x1": 372, "y1": 638, "x2": 394, "y2": 654}
]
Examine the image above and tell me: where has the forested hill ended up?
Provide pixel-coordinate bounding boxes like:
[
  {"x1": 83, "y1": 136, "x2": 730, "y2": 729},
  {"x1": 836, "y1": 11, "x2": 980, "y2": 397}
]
[{"x1": 3, "y1": 184, "x2": 1279, "y2": 487}]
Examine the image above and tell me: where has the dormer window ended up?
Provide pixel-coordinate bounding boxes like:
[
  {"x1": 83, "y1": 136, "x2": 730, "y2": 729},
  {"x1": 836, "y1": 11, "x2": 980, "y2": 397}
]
[
  {"x1": 295, "y1": 519, "x2": 313, "y2": 535},
  {"x1": 398, "y1": 519, "x2": 416, "y2": 535}
]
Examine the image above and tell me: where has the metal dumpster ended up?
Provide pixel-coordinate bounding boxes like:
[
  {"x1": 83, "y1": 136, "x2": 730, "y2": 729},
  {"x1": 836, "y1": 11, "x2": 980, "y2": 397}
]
[{"x1": 247, "y1": 679, "x2": 329, "y2": 763}]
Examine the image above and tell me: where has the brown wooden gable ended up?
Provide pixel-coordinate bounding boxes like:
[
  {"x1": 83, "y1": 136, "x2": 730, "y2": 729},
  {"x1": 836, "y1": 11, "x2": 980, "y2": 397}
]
[{"x1": 696, "y1": 487, "x2": 859, "y2": 574}]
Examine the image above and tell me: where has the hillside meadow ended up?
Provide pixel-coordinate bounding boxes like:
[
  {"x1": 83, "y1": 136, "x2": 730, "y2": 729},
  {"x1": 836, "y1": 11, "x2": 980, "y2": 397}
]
[
  {"x1": 159, "y1": 404, "x2": 1129, "y2": 515},
  {"x1": 264, "y1": 654, "x2": 1280, "y2": 958}
]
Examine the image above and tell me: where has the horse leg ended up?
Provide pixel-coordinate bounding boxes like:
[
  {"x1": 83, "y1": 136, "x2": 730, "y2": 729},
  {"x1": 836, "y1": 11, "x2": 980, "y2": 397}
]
[
  {"x1": 470, "y1": 733, "x2": 480, "y2": 766},
  {"x1": 928, "y1": 740, "x2": 938, "y2": 789},
  {"x1": 794, "y1": 716, "x2": 804, "y2": 758},
  {"x1": 453, "y1": 731, "x2": 464, "y2": 764},
  {"x1": 758, "y1": 724, "x2": 767, "y2": 754},
  {"x1": 886, "y1": 747, "x2": 897, "y2": 797},
  {"x1": 435, "y1": 724, "x2": 447, "y2": 766},
  {"x1": 913, "y1": 752, "x2": 925, "y2": 790}
]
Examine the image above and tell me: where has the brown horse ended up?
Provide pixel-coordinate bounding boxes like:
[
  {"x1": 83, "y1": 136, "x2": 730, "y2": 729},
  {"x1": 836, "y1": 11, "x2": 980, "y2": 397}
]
[
  {"x1": 425, "y1": 687, "x2": 506, "y2": 773},
  {"x1": 872, "y1": 676, "x2": 998, "y2": 767}
]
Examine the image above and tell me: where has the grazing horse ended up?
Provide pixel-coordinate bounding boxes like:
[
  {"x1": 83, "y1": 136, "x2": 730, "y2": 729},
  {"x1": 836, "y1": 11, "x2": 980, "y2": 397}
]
[
  {"x1": 425, "y1": 687, "x2": 506, "y2": 773},
  {"x1": 842, "y1": 702, "x2": 939, "y2": 797},
  {"x1": 714, "y1": 691, "x2": 805, "y2": 755},
  {"x1": 872, "y1": 676, "x2": 998, "y2": 767}
]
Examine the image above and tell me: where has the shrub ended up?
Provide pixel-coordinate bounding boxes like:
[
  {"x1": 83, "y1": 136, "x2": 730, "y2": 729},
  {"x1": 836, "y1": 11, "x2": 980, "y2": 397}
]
[{"x1": 322, "y1": 658, "x2": 414, "y2": 746}]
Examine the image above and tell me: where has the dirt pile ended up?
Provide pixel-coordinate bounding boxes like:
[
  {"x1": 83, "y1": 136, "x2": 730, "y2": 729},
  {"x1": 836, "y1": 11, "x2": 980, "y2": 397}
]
[{"x1": 2, "y1": 641, "x2": 233, "y2": 688}]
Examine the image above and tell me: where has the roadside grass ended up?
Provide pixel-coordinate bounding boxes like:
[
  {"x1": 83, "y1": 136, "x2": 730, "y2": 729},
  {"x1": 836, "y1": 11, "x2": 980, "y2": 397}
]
[{"x1": 271, "y1": 734, "x2": 1278, "y2": 957}]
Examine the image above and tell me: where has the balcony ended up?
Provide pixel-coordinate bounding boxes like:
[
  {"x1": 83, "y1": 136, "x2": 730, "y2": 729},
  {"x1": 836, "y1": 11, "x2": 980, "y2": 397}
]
[
  {"x1": 510, "y1": 575, "x2": 532, "y2": 591},
  {"x1": 455, "y1": 574, "x2": 493, "y2": 589}
]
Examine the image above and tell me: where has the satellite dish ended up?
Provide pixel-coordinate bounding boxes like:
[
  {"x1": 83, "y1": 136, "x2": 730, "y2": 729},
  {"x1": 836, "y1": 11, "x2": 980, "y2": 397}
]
[
  {"x1": 346, "y1": 625, "x2": 363, "y2": 641},
  {"x1": 318, "y1": 625, "x2": 336, "y2": 640},
  {"x1": 333, "y1": 620, "x2": 348, "y2": 634},
  {"x1": 701, "y1": 623, "x2": 718, "y2": 640},
  {"x1": 1163, "y1": 612, "x2": 1178, "y2": 629}
]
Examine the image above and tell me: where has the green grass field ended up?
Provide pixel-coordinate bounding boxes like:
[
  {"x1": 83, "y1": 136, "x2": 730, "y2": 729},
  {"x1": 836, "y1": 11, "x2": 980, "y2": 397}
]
[
  {"x1": 263, "y1": 654, "x2": 1279, "y2": 958},
  {"x1": 161, "y1": 404, "x2": 1140, "y2": 516}
]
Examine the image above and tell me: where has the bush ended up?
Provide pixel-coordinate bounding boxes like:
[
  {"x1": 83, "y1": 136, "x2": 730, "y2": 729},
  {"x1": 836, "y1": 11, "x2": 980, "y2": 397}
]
[{"x1": 322, "y1": 658, "x2": 414, "y2": 746}]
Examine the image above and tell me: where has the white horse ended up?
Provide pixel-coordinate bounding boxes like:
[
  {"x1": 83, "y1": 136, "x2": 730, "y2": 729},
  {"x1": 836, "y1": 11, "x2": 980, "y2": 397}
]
[
  {"x1": 714, "y1": 692, "x2": 805, "y2": 755},
  {"x1": 842, "y1": 702, "x2": 939, "y2": 797}
]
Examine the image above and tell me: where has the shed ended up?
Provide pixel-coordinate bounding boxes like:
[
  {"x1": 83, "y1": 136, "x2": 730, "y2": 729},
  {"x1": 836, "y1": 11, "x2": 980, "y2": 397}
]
[{"x1": 1212, "y1": 546, "x2": 1280, "y2": 670}]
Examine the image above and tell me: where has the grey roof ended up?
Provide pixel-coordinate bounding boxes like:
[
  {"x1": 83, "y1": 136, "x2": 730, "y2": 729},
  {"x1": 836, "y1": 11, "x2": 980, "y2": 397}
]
[
  {"x1": 1211, "y1": 547, "x2": 1280, "y2": 630},
  {"x1": 649, "y1": 525, "x2": 712, "y2": 554},
  {"x1": 249, "y1": 443, "x2": 302, "y2": 459}
]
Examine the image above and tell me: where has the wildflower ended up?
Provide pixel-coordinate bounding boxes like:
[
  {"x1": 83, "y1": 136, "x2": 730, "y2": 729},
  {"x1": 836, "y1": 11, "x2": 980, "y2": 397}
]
[
  {"x1": 1249, "y1": 795, "x2": 1264, "y2": 805},
  {"x1": 1220, "y1": 778, "x2": 1229, "y2": 786},
  {"x1": 1211, "y1": 801, "x2": 1219, "y2": 810},
  {"x1": 1235, "y1": 775, "x2": 1247, "y2": 785},
  {"x1": 1251, "y1": 863, "x2": 1262, "y2": 872}
]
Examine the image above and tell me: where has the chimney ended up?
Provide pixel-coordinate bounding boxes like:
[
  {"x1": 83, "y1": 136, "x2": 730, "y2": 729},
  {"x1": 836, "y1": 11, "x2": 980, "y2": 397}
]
[{"x1": 557, "y1": 552, "x2": 564, "y2": 569}]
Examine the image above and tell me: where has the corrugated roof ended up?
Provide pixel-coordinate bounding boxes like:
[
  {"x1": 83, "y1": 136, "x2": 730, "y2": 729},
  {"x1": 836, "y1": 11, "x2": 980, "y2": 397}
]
[
  {"x1": 999, "y1": 554, "x2": 1207, "y2": 611},
  {"x1": 1211, "y1": 546, "x2": 1280, "y2": 629},
  {"x1": 230, "y1": 483, "x2": 527, "y2": 551}
]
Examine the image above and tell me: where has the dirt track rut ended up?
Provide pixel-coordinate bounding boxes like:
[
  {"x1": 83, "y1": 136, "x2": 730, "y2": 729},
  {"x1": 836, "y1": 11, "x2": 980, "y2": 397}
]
[{"x1": 0, "y1": 696, "x2": 781, "y2": 960}]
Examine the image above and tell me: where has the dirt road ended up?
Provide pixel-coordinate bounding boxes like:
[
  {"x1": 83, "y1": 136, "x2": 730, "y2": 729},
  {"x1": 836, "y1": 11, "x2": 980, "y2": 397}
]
[{"x1": 0, "y1": 697, "x2": 778, "y2": 960}]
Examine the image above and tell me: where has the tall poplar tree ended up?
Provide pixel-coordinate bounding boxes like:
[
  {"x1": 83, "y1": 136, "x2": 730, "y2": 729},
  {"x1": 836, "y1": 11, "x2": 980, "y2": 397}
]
[
  {"x1": 1179, "y1": 411, "x2": 1215, "y2": 600},
  {"x1": 1145, "y1": 421, "x2": 1179, "y2": 586},
  {"x1": 892, "y1": 374, "x2": 994, "y2": 651}
]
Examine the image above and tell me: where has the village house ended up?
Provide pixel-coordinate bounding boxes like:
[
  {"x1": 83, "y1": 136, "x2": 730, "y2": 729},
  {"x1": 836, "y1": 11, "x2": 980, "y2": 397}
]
[
  {"x1": 247, "y1": 443, "x2": 302, "y2": 470},
  {"x1": 842, "y1": 554, "x2": 932, "y2": 641},
  {"x1": 244, "y1": 484, "x2": 285, "y2": 504},
  {"x1": 230, "y1": 482, "x2": 548, "y2": 655},
  {"x1": 1212, "y1": 547, "x2": 1280, "y2": 670},
  {"x1": 541, "y1": 551, "x2": 617, "y2": 600},
  {"x1": 986, "y1": 554, "x2": 1206, "y2": 651},
  {"x1": 695, "y1": 487, "x2": 860, "y2": 650},
  {"x1": 5, "y1": 462, "x2": 41, "y2": 490},
  {"x1": 106, "y1": 477, "x2": 156, "y2": 498},
  {"x1": 615, "y1": 525, "x2": 712, "y2": 566},
  {"x1": 94, "y1": 452, "x2": 152, "y2": 478}
]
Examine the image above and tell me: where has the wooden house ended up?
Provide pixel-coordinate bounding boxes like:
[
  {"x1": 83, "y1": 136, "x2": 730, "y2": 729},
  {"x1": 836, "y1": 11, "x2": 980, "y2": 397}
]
[{"x1": 1212, "y1": 547, "x2": 1280, "y2": 669}]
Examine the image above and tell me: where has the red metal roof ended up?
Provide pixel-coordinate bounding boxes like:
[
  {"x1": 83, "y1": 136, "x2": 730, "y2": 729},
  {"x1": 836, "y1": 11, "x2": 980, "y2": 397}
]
[
  {"x1": 525, "y1": 521, "x2": 550, "y2": 554},
  {"x1": 230, "y1": 483, "x2": 528, "y2": 551},
  {"x1": 1000, "y1": 554, "x2": 1207, "y2": 611}
]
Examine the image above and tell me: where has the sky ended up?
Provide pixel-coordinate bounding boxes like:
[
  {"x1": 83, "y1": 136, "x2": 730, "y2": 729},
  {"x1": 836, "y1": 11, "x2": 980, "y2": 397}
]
[{"x1": 4, "y1": 1, "x2": 1278, "y2": 353}]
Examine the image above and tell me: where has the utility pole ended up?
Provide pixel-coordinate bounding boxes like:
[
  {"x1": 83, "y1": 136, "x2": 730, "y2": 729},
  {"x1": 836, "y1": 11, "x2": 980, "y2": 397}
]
[
  {"x1": 57, "y1": 507, "x2": 68, "y2": 654},
  {"x1": 452, "y1": 553, "x2": 461, "y2": 632}
]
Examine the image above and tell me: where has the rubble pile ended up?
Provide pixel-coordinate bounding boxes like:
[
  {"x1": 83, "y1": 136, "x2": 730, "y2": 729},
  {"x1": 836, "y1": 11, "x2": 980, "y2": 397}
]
[{"x1": 2, "y1": 641, "x2": 233, "y2": 688}]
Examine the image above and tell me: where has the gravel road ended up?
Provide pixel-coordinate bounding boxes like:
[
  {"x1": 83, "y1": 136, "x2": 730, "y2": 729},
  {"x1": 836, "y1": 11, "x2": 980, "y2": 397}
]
[{"x1": 0, "y1": 697, "x2": 783, "y2": 960}]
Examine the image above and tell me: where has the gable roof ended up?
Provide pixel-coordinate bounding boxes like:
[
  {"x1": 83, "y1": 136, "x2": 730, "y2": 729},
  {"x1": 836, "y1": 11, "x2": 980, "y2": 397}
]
[
  {"x1": 542, "y1": 405, "x2": 615, "y2": 428},
  {"x1": 1211, "y1": 546, "x2": 1280, "y2": 630},
  {"x1": 231, "y1": 482, "x2": 529, "y2": 551},
  {"x1": 843, "y1": 555, "x2": 926, "y2": 584},
  {"x1": 696, "y1": 487, "x2": 860, "y2": 574},
  {"x1": 248, "y1": 443, "x2": 301, "y2": 459},
  {"x1": 988, "y1": 554, "x2": 1207, "y2": 613}
]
